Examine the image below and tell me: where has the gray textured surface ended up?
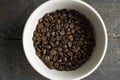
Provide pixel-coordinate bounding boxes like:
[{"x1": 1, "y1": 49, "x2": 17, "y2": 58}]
[{"x1": 0, "y1": 0, "x2": 120, "y2": 80}]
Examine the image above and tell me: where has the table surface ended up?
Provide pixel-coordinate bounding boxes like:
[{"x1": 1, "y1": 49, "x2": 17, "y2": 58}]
[{"x1": 0, "y1": 0, "x2": 120, "y2": 80}]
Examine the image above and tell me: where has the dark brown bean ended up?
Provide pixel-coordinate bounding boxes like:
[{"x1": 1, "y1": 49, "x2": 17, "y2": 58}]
[
  {"x1": 51, "y1": 32, "x2": 55, "y2": 36},
  {"x1": 50, "y1": 50, "x2": 57, "y2": 55},
  {"x1": 58, "y1": 59, "x2": 62, "y2": 63},
  {"x1": 53, "y1": 56, "x2": 58, "y2": 62},
  {"x1": 64, "y1": 57, "x2": 67, "y2": 62},
  {"x1": 68, "y1": 62, "x2": 72, "y2": 66},
  {"x1": 54, "y1": 63, "x2": 59, "y2": 68},
  {"x1": 69, "y1": 35, "x2": 74, "y2": 41},
  {"x1": 67, "y1": 51, "x2": 73, "y2": 56},
  {"x1": 60, "y1": 30, "x2": 65, "y2": 35},
  {"x1": 70, "y1": 23, "x2": 74, "y2": 28},
  {"x1": 45, "y1": 56, "x2": 50, "y2": 62},
  {"x1": 43, "y1": 49, "x2": 47, "y2": 55},
  {"x1": 68, "y1": 42, "x2": 72, "y2": 47}
]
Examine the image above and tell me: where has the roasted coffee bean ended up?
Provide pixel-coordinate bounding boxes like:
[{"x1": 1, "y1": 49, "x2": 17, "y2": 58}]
[
  {"x1": 51, "y1": 32, "x2": 55, "y2": 36},
  {"x1": 49, "y1": 61, "x2": 53, "y2": 66},
  {"x1": 68, "y1": 42, "x2": 72, "y2": 47},
  {"x1": 53, "y1": 56, "x2": 58, "y2": 62},
  {"x1": 41, "y1": 36, "x2": 46, "y2": 41},
  {"x1": 32, "y1": 36, "x2": 36, "y2": 41},
  {"x1": 58, "y1": 59, "x2": 62, "y2": 63},
  {"x1": 33, "y1": 9, "x2": 96, "y2": 71},
  {"x1": 66, "y1": 67, "x2": 70, "y2": 71},
  {"x1": 58, "y1": 47, "x2": 62, "y2": 52},
  {"x1": 55, "y1": 41, "x2": 59, "y2": 46},
  {"x1": 68, "y1": 35, "x2": 74, "y2": 41},
  {"x1": 45, "y1": 56, "x2": 50, "y2": 62},
  {"x1": 64, "y1": 57, "x2": 68, "y2": 62},
  {"x1": 71, "y1": 29, "x2": 75, "y2": 33},
  {"x1": 38, "y1": 23, "x2": 43, "y2": 29},
  {"x1": 36, "y1": 52, "x2": 41, "y2": 57},
  {"x1": 50, "y1": 50, "x2": 57, "y2": 55},
  {"x1": 67, "y1": 51, "x2": 73, "y2": 56},
  {"x1": 54, "y1": 63, "x2": 59, "y2": 68},
  {"x1": 68, "y1": 62, "x2": 72, "y2": 66},
  {"x1": 59, "y1": 52, "x2": 63, "y2": 56},
  {"x1": 66, "y1": 31, "x2": 71, "y2": 35},
  {"x1": 60, "y1": 30, "x2": 65, "y2": 35},
  {"x1": 70, "y1": 23, "x2": 74, "y2": 28},
  {"x1": 48, "y1": 61, "x2": 54, "y2": 69},
  {"x1": 43, "y1": 49, "x2": 47, "y2": 55},
  {"x1": 64, "y1": 48, "x2": 68, "y2": 52},
  {"x1": 47, "y1": 45, "x2": 51, "y2": 49},
  {"x1": 38, "y1": 18, "x2": 43, "y2": 22},
  {"x1": 60, "y1": 66, "x2": 64, "y2": 71}
]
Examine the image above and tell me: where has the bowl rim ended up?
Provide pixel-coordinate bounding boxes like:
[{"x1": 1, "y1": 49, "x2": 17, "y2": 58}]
[{"x1": 22, "y1": 0, "x2": 108, "y2": 80}]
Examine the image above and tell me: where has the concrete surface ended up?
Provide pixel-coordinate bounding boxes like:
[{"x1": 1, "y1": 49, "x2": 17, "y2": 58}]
[{"x1": 0, "y1": 0, "x2": 120, "y2": 80}]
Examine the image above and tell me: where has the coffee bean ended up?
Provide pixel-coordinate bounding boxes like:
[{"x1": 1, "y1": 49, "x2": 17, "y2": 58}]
[
  {"x1": 68, "y1": 62, "x2": 72, "y2": 66},
  {"x1": 32, "y1": 36, "x2": 36, "y2": 41},
  {"x1": 75, "y1": 21, "x2": 80, "y2": 24},
  {"x1": 71, "y1": 29, "x2": 75, "y2": 33},
  {"x1": 36, "y1": 52, "x2": 41, "y2": 57},
  {"x1": 55, "y1": 41, "x2": 59, "y2": 46},
  {"x1": 63, "y1": 45, "x2": 68, "y2": 49},
  {"x1": 34, "y1": 42, "x2": 40, "y2": 46},
  {"x1": 64, "y1": 48, "x2": 68, "y2": 52},
  {"x1": 54, "y1": 63, "x2": 59, "y2": 68},
  {"x1": 49, "y1": 61, "x2": 53, "y2": 66},
  {"x1": 70, "y1": 56, "x2": 73, "y2": 61},
  {"x1": 42, "y1": 55, "x2": 45, "y2": 60},
  {"x1": 58, "y1": 59, "x2": 62, "y2": 63},
  {"x1": 45, "y1": 56, "x2": 50, "y2": 62},
  {"x1": 44, "y1": 17, "x2": 49, "y2": 22},
  {"x1": 59, "y1": 52, "x2": 63, "y2": 56},
  {"x1": 65, "y1": 24, "x2": 69, "y2": 29},
  {"x1": 41, "y1": 36, "x2": 46, "y2": 41},
  {"x1": 38, "y1": 23, "x2": 43, "y2": 29},
  {"x1": 49, "y1": 16, "x2": 53, "y2": 21},
  {"x1": 33, "y1": 9, "x2": 96, "y2": 71},
  {"x1": 74, "y1": 56, "x2": 78, "y2": 61},
  {"x1": 53, "y1": 56, "x2": 58, "y2": 62},
  {"x1": 60, "y1": 30, "x2": 65, "y2": 35},
  {"x1": 38, "y1": 18, "x2": 43, "y2": 22},
  {"x1": 67, "y1": 28, "x2": 71, "y2": 32},
  {"x1": 69, "y1": 35, "x2": 74, "y2": 41},
  {"x1": 50, "y1": 50, "x2": 57, "y2": 55},
  {"x1": 67, "y1": 51, "x2": 73, "y2": 56},
  {"x1": 68, "y1": 42, "x2": 72, "y2": 47},
  {"x1": 59, "y1": 66, "x2": 63, "y2": 70},
  {"x1": 63, "y1": 14, "x2": 66, "y2": 17},
  {"x1": 50, "y1": 42, "x2": 55, "y2": 47},
  {"x1": 70, "y1": 23, "x2": 74, "y2": 28},
  {"x1": 51, "y1": 32, "x2": 55, "y2": 36},
  {"x1": 66, "y1": 67, "x2": 70, "y2": 71},
  {"x1": 44, "y1": 13, "x2": 50, "y2": 17},
  {"x1": 64, "y1": 57, "x2": 67, "y2": 62},
  {"x1": 57, "y1": 20, "x2": 61, "y2": 24},
  {"x1": 58, "y1": 47, "x2": 62, "y2": 52},
  {"x1": 43, "y1": 49, "x2": 47, "y2": 55},
  {"x1": 47, "y1": 45, "x2": 51, "y2": 49},
  {"x1": 36, "y1": 48, "x2": 41, "y2": 52},
  {"x1": 48, "y1": 61, "x2": 54, "y2": 69},
  {"x1": 66, "y1": 31, "x2": 71, "y2": 35}
]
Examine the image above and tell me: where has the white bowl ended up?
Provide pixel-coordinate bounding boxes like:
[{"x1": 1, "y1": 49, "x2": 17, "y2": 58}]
[{"x1": 23, "y1": 0, "x2": 108, "y2": 80}]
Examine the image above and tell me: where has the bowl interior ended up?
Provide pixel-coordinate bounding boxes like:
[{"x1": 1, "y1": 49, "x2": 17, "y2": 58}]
[{"x1": 23, "y1": 0, "x2": 107, "y2": 80}]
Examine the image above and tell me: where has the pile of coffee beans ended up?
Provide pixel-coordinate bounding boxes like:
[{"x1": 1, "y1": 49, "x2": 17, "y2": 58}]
[{"x1": 33, "y1": 9, "x2": 95, "y2": 71}]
